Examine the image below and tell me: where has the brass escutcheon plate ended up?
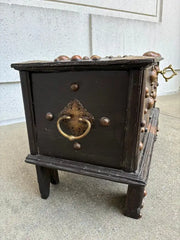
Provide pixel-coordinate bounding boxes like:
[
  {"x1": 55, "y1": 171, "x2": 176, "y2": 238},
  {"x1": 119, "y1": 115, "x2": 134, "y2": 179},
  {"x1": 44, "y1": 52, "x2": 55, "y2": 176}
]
[{"x1": 58, "y1": 99, "x2": 94, "y2": 136}]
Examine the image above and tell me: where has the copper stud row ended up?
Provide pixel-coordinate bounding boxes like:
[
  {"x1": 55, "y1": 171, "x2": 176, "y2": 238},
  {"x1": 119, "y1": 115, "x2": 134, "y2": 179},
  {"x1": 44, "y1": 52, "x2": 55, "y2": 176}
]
[
  {"x1": 141, "y1": 63, "x2": 159, "y2": 138},
  {"x1": 55, "y1": 53, "x2": 161, "y2": 62},
  {"x1": 54, "y1": 54, "x2": 149, "y2": 62},
  {"x1": 54, "y1": 55, "x2": 101, "y2": 62},
  {"x1": 54, "y1": 54, "x2": 132, "y2": 62}
]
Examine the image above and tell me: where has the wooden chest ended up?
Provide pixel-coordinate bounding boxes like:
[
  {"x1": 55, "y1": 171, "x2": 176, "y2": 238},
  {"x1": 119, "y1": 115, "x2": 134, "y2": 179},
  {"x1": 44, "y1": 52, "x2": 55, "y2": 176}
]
[{"x1": 12, "y1": 53, "x2": 163, "y2": 218}]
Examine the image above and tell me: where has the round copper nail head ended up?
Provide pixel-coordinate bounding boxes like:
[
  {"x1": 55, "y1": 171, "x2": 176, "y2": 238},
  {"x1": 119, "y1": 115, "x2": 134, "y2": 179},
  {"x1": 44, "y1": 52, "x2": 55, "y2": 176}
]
[
  {"x1": 141, "y1": 120, "x2": 146, "y2": 127},
  {"x1": 150, "y1": 70, "x2": 158, "y2": 82},
  {"x1": 144, "y1": 190, "x2": 147, "y2": 197},
  {"x1": 144, "y1": 108, "x2": 148, "y2": 114},
  {"x1": 147, "y1": 97, "x2": 154, "y2": 109},
  {"x1": 141, "y1": 127, "x2": 145, "y2": 133},
  {"x1": 71, "y1": 55, "x2": 82, "y2": 61},
  {"x1": 145, "y1": 87, "x2": 149, "y2": 93},
  {"x1": 83, "y1": 56, "x2": 90, "y2": 60},
  {"x1": 46, "y1": 112, "x2": 53, "y2": 121},
  {"x1": 139, "y1": 142, "x2": 143, "y2": 151},
  {"x1": 71, "y1": 83, "x2": 79, "y2": 91},
  {"x1": 54, "y1": 55, "x2": 69, "y2": 61},
  {"x1": 73, "y1": 142, "x2": 81, "y2": 150},
  {"x1": 91, "y1": 55, "x2": 101, "y2": 60},
  {"x1": 100, "y1": 117, "x2": 110, "y2": 126}
]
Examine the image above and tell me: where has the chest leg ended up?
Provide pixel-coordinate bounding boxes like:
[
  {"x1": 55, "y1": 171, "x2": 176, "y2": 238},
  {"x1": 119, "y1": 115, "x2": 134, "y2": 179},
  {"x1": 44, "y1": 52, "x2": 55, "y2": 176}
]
[
  {"x1": 124, "y1": 184, "x2": 145, "y2": 219},
  {"x1": 36, "y1": 166, "x2": 59, "y2": 199},
  {"x1": 49, "y1": 169, "x2": 59, "y2": 185}
]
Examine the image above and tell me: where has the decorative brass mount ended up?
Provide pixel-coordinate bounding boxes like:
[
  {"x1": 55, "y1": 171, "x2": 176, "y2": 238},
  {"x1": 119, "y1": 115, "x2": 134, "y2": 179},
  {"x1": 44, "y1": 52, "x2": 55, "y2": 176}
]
[
  {"x1": 57, "y1": 99, "x2": 94, "y2": 141},
  {"x1": 158, "y1": 64, "x2": 177, "y2": 82}
]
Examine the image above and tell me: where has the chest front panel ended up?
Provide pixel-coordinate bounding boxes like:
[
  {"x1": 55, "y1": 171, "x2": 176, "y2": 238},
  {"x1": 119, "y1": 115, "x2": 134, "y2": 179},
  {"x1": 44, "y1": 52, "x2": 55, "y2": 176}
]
[{"x1": 32, "y1": 70, "x2": 131, "y2": 169}]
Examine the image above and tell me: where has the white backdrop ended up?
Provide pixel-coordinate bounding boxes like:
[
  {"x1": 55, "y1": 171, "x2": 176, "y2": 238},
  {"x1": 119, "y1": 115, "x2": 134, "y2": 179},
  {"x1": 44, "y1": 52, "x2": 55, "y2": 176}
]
[{"x1": 0, "y1": 0, "x2": 180, "y2": 125}]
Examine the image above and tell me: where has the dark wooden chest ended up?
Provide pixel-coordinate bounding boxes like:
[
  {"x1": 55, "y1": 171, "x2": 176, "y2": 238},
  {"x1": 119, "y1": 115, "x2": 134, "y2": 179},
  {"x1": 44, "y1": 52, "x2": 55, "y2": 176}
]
[{"x1": 12, "y1": 54, "x2": 161, "y2": 219}]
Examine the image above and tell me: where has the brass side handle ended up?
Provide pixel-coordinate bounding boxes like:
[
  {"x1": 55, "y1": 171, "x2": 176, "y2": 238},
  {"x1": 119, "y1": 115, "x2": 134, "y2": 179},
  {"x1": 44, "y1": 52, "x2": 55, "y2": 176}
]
[
  {"x1": 57, "y1": 115, "x2": 91, "y2": 141},
  {"x1": 158, "y1": 64, "x2": 177, "y2": 82}
]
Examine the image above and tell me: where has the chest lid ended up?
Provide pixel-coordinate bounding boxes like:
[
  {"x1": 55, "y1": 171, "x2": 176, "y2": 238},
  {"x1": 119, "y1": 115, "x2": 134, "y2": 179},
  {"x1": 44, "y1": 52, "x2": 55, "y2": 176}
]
[{"x1": 11, "y1": 52, "x2": 162, "y2": 71}]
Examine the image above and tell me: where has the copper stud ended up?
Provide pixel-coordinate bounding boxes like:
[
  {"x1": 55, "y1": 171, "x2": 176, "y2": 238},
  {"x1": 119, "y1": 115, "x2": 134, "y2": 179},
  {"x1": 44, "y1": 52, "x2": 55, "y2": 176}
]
[
  {"x1": 147, "y1": 97, "x2": 154, "y2": 109},
  {"x1": 145, "y1": 87, "x2": 149, "y2": 98},
  {"x1": 143, "y1": 51, "x2": 161, "y2": 58},
  {"x1": 70, "y1": 83, "x2": 79, "y2": 91},
  {"x1": 91, "y1": 55, "x2": 101, "y2": 60},
  {"x1": 46, "y1": 112, "x2": 53, "y2": 121},
  {"x1": 150, "y1": 70, "x2": 158, "y2": 82},
  {"x1": 54, "y1": 55, "x2": 69, "y2": 61},
  {"x1": 145, "y1": 87, "x2": 149, "y2": 93},
  {"x1": 145, "y1": 92, "x2": 150, "y2": 98},
  {"x1": 139, "y1": 142, "x2": 143, "y2": 151},
  {"x1": 83, "y1": 56, "x2": 89, "y2": 60},
  {"x1": 154, "y1": 65, "x2": 160, "y2": 72},
  {"x1": 71, "y1": 55, "x2": 82, "y2": 61},
  {"x1": 151, "y1": 91, "x2": 157, "y2": 99},
  {"x1": 73, "y1": 142, "x2": 81, "y2": 150},
  {"x1": 144, "y1": 190, "x2": 147, "y2": 197},
  {"x1": 144, "y1": 108, "x2": 148, "y2": 114},
  {"x1": 100, "y1": 117, "x2": 110, "y2": 127},
  {"x1": 141, "y1": 127, "x2": 145, "y2": 133},
  {"x1": 141, "y1": 120, "x2": 146, "y2": 127}
]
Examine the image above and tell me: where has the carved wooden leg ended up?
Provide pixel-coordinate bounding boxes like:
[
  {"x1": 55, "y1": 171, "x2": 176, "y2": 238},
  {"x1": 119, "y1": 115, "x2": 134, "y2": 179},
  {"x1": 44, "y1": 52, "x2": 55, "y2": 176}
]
[
  {"x1": 124, "y1": 184, "x2": 145, "y2": 219},
  {"x1": 49, "y1": 169, "x2": 59, "y2": 185},
  {"x1": 36, "y1": 166, "x2": 51, "y2": 199}
]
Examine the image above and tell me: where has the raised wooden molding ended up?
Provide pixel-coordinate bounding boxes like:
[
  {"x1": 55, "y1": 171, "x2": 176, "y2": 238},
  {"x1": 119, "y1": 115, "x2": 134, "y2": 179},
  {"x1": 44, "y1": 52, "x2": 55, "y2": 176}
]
[{"x1": 0, "y1": 0, "x2": 163, "y2": 22}]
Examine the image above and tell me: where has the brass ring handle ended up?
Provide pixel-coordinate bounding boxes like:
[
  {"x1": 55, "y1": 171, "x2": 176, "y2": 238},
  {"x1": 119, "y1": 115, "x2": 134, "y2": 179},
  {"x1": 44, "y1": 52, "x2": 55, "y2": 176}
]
[
  {"x1": 57, "y1": 115, "x2": 91, "y2": 141},
  {"x1": 158, "y1": 64, "x2": 177, "y2": 82}
]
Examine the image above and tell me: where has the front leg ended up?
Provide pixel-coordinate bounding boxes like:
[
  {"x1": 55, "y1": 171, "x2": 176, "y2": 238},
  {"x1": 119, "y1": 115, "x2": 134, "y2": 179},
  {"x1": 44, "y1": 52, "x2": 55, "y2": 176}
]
[{"x1": 124, "y1": 184, "x2": 145, "y2": 219}]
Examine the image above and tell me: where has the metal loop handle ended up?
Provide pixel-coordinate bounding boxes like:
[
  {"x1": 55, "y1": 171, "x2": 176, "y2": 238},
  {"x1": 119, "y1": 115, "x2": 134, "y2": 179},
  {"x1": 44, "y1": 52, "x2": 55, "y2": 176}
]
[
  {"x1": 57, "y1": 115, "x2": 91, "y2": 141},
  {"x1": 158, "y1": 64, "x2": 177, "y2": 82}
]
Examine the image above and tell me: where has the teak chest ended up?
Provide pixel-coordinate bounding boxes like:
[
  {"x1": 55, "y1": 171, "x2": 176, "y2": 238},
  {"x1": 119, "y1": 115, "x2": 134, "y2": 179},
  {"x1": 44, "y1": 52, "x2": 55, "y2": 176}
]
[{"x1": 12, "y1": 52, "x2": 175, "y2": 218}]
